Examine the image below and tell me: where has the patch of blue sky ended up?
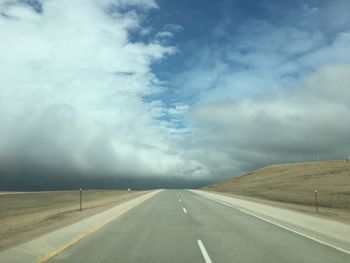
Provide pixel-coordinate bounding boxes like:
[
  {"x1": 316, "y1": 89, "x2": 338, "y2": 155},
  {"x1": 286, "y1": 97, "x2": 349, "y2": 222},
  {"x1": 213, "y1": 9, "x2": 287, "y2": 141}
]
[
  {"x1": 131, "y1": 0, "x2": 350, "y2": 127},
  {"x1": 156, "y1": 1, "x2": 348, "y2": 101}
]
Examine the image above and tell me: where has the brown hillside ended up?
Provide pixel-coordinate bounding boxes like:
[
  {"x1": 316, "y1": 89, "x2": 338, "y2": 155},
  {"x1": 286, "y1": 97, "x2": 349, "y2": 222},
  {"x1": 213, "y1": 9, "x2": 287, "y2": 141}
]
[{"x1": 205, "y1": 160, "x2": 350, "y2": 210}]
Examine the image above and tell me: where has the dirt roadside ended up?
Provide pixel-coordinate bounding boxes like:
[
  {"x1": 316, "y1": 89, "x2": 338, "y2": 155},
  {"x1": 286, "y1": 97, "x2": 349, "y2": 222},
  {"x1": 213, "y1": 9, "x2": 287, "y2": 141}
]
[{"x1": 0, "y1": 190, "x2": 149, "y2": 251}]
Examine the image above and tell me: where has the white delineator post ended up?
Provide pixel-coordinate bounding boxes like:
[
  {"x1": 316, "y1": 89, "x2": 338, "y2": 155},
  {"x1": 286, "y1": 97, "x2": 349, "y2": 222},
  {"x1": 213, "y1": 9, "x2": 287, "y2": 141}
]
[
  {"x1": 80, "y1": 188, "x2": 82, "y2": 212},
  {"x1": 314, "y1": 189, "x2": 319, "y2": 214}
]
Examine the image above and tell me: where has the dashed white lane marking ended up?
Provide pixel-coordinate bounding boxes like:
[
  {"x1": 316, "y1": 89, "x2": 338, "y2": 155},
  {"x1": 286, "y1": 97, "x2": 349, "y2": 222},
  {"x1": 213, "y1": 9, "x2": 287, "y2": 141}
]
[
  {"x1": 197, "y1": 239, "x2": 212, "y2": 263},
  {"x1": 214, "y1": 199, "x2": 350, "y2": 256},
  {"x1": 183, "y1": 207, "x2": 187, "y2": 214},
  {"x1": 179, "y1": 199, "x2": 182, "y2": 202}
]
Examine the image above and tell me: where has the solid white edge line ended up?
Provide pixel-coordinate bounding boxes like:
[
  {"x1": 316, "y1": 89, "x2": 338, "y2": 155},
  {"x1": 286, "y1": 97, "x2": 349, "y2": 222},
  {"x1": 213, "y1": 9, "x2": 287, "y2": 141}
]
[
  {"x1": 183, "y1": 207, "x2": 187, "y2": 214},
  {"x1": 209, "y1": 197, "x2": 350, "y2": 256},
  {"x1": 197, "y1": 239, "x2": 212, "y2": 263}
]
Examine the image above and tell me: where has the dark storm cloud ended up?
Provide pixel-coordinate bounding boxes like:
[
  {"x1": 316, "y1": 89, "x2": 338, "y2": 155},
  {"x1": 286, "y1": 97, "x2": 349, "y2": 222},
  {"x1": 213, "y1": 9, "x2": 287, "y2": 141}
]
[{"x1": 0, "y1": 0, "x2": 208, "y2": 190}]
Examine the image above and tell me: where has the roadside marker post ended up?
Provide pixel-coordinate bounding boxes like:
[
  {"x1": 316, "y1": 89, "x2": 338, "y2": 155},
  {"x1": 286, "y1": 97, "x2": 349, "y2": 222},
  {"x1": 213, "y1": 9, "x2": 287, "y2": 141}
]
[
  {"x1": 80, "y1": 188, "x2": 82, "y2": 212},
  {"x1": 314, "y1": 189, "x2": 319, "y2": 214}
]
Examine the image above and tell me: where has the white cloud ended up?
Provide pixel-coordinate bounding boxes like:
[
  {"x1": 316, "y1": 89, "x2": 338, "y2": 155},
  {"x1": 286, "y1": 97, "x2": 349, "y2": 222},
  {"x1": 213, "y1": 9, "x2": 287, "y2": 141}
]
[
  {"x1": 155, "y1": 31, "x2": 173, "y2": 39},
  {"x1": 0, "y1": 0, "x2": 204, "y2": 185},
  {"x1": 190, "y1": 64, "x2": 350, "y2": 178},
  {"x1": 168, "y1": 104, "x2": 189, "y2": 115},
  {"x1": 165, "y1": 8, "x2": 350, "y2": 180}
]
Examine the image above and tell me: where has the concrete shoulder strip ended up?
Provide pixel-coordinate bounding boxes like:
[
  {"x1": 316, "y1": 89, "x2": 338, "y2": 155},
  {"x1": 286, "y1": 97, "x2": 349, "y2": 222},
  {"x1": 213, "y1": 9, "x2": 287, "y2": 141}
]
[{"x1": 0, "y1": 190, "x2": 162, "y2": 263}]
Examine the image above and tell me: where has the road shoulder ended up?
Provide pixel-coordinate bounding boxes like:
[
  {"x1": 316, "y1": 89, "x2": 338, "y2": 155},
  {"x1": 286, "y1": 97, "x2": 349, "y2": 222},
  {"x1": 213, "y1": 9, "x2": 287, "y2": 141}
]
[
  {"x1": 191, "y1": 190, "x2": 350, "y2": 254},
  {"x1": 0, "y1": 190, "x2": 161, "y2": 263}
]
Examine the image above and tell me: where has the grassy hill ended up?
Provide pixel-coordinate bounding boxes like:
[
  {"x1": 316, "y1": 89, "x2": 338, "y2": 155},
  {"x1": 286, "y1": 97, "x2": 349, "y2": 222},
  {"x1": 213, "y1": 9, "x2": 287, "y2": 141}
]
[{"x1": 205, "y1": 160, "x2": 350, "y2": 211}]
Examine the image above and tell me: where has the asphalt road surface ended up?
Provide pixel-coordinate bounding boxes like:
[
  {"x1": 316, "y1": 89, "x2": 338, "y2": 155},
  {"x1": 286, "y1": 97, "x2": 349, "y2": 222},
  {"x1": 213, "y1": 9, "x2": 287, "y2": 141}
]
[{"x1": 49, "y1": 190, "x2": 350, "y2": 263}]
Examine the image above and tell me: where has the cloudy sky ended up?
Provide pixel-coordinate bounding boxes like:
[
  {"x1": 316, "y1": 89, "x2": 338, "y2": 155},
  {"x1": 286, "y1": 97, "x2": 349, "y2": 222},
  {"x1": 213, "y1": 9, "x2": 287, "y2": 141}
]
[{"x1": 1, "y1": 0, "x2": 350, "y2": 190}]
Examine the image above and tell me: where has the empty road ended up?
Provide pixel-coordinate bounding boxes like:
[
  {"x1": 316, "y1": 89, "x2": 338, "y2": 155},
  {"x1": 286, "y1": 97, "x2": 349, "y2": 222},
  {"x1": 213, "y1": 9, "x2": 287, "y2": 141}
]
[{"x1": 49, "y1": 190, "x2": 350, "y2": 263}]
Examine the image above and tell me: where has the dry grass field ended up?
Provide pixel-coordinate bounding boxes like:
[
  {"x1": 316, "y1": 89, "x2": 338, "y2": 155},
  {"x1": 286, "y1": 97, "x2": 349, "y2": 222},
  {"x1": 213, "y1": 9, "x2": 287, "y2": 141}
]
[
  {"x1": 204, "y1": 160, "x2": 350, "y2": 221},
  {"x1": 0, "y1": 190, "x2": 147, "y2": 250}
]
